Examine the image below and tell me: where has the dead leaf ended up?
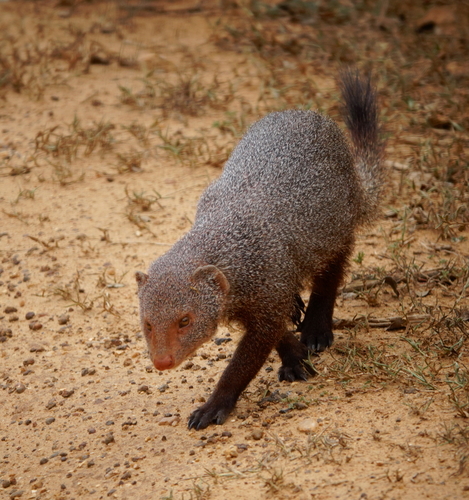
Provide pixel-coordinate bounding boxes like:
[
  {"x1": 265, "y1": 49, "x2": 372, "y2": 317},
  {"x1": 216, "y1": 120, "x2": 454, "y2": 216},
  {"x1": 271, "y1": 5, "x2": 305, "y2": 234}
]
[
  {"x1": 342, "y1": 279, "x2": 381, "y2": 293},
  {"x1": 428, "y1": 113, "x2": 452, "y2": 130},
  {"x1": 446, "y1": 61, "x2": 469, "y2": 78},
  {"x1": 416, "y1": 6, "x2": 458, "y2": 35}
]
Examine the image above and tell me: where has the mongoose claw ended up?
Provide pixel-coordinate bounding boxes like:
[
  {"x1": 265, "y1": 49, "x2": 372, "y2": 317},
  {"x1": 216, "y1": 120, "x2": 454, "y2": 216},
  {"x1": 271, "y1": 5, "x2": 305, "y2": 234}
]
[
  {"x1": 302, "y1": 330, "x2": 334, "y2": 353},
  {"x1": 188, "y1": 400, "x2": 235, "y2": 430},
  {"x1": 278, "y1": 359, "x2": 316, "y2": 382}
]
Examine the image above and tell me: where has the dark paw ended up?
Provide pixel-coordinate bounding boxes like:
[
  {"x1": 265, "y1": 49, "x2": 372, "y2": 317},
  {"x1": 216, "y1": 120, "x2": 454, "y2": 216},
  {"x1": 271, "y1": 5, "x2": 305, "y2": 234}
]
[
  {"x1": 188, "y1": 400, "x2": 235, "y2": 430},
  {"x1": 278, "y1": 357, "x2": 316, "y2": 382},
  {"x1": 300, "y1": 329, "x2": 334, "y2": 352}
]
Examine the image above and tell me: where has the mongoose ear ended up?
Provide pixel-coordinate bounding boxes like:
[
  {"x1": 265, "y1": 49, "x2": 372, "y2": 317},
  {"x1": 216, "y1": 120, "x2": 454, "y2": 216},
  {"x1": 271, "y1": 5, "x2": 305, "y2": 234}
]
[
  {"x1": 192, "y1": 265, "x2": 230, "y2": 295},
  {"x1": 135, "y1": 271, "x2": 149, "y2": 289}
]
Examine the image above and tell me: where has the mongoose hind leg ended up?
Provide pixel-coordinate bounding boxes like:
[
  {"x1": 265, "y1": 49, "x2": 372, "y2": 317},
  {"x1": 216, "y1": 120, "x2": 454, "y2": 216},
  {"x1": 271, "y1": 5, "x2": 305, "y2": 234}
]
[
  {"x1": 188, "y1": 320, "x2": 279, "y2": 430},
  {"x1": 299, "y1": 254, "x2": 348, "y2": 352},
  {"x1": 276, "y1": 331, "x2": 316, "y2": 382}
]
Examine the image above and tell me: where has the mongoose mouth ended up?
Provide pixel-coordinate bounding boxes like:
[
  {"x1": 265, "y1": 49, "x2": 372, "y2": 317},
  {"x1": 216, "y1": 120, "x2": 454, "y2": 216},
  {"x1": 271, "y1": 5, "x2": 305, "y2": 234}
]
[{"x1": 152, "y1": 355, "x2": 175, "y2": 371}]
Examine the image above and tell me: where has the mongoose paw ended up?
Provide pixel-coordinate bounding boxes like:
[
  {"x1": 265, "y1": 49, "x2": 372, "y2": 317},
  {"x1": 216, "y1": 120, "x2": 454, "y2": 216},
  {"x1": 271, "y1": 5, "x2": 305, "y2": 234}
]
[
  {"x1": 301, "y1": 330, "x2": 334, "y2": 352},
  {"x1": 188, "y1": 400, "x2": 235, "y2": 430},
  {"x1": 278, "y1": 358, "x2": 316, "y2": 382}
]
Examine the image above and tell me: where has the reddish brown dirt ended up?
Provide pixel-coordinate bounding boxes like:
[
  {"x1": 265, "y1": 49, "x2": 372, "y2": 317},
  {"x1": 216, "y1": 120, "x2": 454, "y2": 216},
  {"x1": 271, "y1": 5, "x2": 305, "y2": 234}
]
[{"x1": 1, "y1": 1, "x2": 468, "y2": 499}]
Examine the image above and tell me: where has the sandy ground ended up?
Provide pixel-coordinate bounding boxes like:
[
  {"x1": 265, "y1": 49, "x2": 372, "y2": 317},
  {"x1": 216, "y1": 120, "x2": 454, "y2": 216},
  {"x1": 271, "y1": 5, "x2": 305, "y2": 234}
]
[{"x1": 1, "y1": 1, "x2": 469, "y2": 499}]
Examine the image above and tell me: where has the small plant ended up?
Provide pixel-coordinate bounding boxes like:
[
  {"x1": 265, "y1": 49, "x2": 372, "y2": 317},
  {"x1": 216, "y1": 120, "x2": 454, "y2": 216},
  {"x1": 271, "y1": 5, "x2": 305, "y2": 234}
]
[
  {"x1": 119, "y1": 71, "x2": 233, "y2": 118},
  {"x1": 122, "y1": 122, "x2": 152, "y2": 147},
  {"x1": 53, "y1": 271, "x2": 93, "y2": 312},
  {"x1": 404, "y1": 397, "x2": 434, "y2": 417},
  {"x1": 125, "y1": 186, "x2": 163, "y2": 211},
  {"x1": 263, "y1": 467, "x2": 284, "y2": 493},
  {"x1": 446, "y1": 363, "x2": 469, "y2": 418},
  {"x1": 13, "y1": 188, "x2": 37, "y2": 204},
  {"x1": 115, "y1": 151, "x2": 145, "y2": 174},
  {"x1": 155, "y1": 128, "x2": 230, "y2": 168},
  {"x1": 35, "y1": 117, "x2": 116, "y2": 163},
  {"x1": 213, "y1": 109, "x2": 249, "y2": 138},
  {"x1": 353, "y1": 251, "x2": 365, "y2": 265}
]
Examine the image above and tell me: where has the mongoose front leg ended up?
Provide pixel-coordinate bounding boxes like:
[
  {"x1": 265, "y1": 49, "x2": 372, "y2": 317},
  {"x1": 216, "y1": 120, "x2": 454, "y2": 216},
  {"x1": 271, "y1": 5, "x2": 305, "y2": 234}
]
[
  {"x1": 299, "y1": 255, "x2": 347, "y2": 352},
  {"x1": 276, "y1": 331, "x2": 316, "y2": 382},
  {"x1": 188, "y1": 325, "x2": 278, "y2": 430}
]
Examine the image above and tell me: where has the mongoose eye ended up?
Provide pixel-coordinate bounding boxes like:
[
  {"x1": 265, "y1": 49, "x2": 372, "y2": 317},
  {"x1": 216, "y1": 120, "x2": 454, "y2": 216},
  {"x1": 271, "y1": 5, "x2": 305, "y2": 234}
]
[{"x1": 179, "y1": 316, "x2": 190, "y2": 328}]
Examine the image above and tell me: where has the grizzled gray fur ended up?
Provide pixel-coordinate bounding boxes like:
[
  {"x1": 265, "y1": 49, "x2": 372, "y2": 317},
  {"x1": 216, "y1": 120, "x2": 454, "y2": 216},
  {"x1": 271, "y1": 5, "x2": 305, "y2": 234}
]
[{"x1": 136, "y1": 71, "x2": 384, "y2": 430}]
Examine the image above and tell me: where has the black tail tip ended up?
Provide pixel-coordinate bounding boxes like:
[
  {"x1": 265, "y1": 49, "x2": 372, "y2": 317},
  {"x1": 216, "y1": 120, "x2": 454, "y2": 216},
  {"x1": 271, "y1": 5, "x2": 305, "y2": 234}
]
[{"x1": 339, "y1": 68, "x2": 379, "y2": 143}]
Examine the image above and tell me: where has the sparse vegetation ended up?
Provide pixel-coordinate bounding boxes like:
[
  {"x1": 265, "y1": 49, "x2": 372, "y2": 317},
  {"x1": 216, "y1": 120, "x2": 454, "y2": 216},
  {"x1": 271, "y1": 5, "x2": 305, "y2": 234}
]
[{"x1": 0, "y1": 1, "x2": 468, "y2": 499}]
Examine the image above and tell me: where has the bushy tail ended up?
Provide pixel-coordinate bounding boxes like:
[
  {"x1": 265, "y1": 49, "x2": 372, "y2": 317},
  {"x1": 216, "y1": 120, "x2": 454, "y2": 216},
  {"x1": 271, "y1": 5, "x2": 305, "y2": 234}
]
[{"x1": 340, "y1": 69, "x2": 384, "y2": 224}]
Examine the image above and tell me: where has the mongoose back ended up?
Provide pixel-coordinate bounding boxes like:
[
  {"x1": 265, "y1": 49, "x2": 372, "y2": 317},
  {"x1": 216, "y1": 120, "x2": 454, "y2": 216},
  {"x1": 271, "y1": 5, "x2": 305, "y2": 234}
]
[{"x1": 136, "y1": 71, "x2": 384, "y2": 430}]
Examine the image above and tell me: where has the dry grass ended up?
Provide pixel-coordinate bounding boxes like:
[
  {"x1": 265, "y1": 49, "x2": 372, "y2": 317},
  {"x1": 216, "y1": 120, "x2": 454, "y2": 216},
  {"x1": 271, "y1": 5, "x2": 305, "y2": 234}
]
[{"x1": 0, "y1": 1, "x2": 468, "y2": 499}]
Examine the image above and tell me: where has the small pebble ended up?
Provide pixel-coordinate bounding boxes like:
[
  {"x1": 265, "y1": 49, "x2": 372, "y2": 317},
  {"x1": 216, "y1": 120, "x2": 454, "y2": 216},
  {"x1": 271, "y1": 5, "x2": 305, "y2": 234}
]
[
  {"x1": 214, "y1": 337, "x2": 232, "y2": 345},
  {"x1": 158, "y1": 415, "x2": 180, "y2": 426},
  {"x1": 15, "y1": 383, "x2": 26, "y2": 394},
  {"x1": 4, "y1": 306, "x2": 17, "y2": 314},
  {"x1": 88, "y1": 428, "x2": 96, "y2": 434},
  {"x1": 45, "y1": 418, "x2": 55, "y2": 425},
  {"x1": 58, "y1": 314, "x2": 70, "y2": 325},
  {"x1": 103, "y1": 433, "x2": 115, "y2": 445},
  {"x1": 297, "y1": 418, "x2": 319, "y2": 433},
  {"x1": 46, "y1": 399, "x2": 57, "y2": 410},
  {"x1": 39, "y1": 458, "x2": 48, "y2": 465},
  {"x1": 0, "y1": 328, "x2": 13, "y2": 340},
  {"x1": 251, "y1": 429, "x2": 264, "y2": 440},
  {"x1": 29, "y1": 344, "x2": 45, "y2": 352},
  {"x1": 23, "y1": 358, "x2": 35, "y2": 366},
  {"x1": 29, "y1": 322, "x2": 42, "y2": 331},
  {"x1": 59, "y1": 389, "x2": 74, "y2": 398},
  {"x1": 122, "y1": 418, "x2": 137, "y2": 429},
  {"x1": 137, "y1": 385, "x2": 150, "y2": 394},
  {"x1": 9, "y1": 490, "x2": 24, "y2": 498},
  {"x1": 25, "y1": 312, "x2": 35, "y2": 320},
  {"x1": 224, "y1": 446, "x2": 238, "y2": 458}
]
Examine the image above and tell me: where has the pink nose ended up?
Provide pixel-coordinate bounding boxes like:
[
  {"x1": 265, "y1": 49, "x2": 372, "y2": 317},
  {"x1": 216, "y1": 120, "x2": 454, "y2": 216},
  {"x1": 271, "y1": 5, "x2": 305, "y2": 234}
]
[{"x1": 153, "y1": 355, "x2": 174, "y2": 370}]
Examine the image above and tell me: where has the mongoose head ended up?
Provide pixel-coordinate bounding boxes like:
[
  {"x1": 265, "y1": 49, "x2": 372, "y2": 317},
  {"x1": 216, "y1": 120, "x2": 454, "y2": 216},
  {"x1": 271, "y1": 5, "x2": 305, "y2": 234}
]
[{"x1": 136, "y1": 264, "x2": 230, "y2": 371}]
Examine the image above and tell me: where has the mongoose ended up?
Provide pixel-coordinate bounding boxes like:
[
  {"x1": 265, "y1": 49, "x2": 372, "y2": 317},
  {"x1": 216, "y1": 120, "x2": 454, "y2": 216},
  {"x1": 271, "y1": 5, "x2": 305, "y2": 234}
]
[{"x1": 136, "y1": 71, "x2": 384, "y2": 430}]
